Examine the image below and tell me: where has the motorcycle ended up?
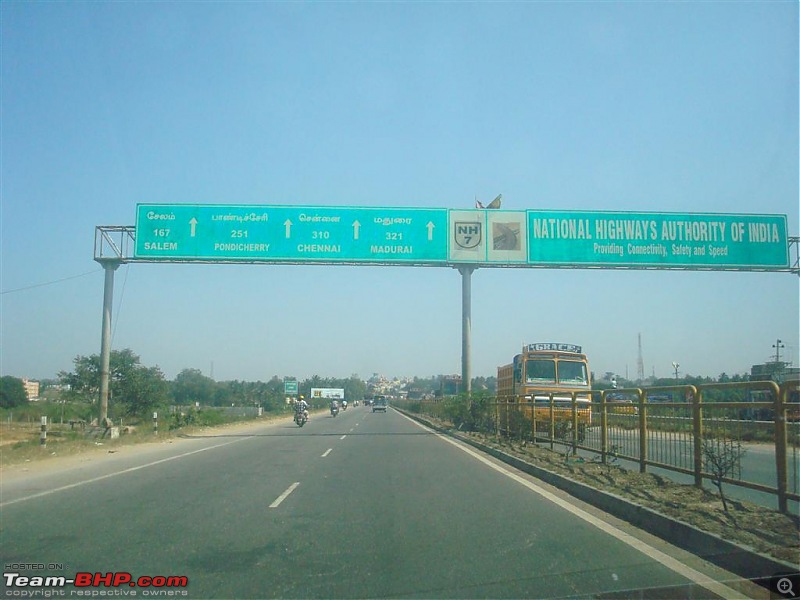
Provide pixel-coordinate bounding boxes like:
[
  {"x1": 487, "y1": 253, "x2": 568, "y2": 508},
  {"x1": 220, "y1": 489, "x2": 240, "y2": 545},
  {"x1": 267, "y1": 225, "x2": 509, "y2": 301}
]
[
  {"x1": 294, "y1": 409, "x2": 308, "y2": 427},
  {"x1": 330, "y1": 405, "x2": 339, "y2": 417}
]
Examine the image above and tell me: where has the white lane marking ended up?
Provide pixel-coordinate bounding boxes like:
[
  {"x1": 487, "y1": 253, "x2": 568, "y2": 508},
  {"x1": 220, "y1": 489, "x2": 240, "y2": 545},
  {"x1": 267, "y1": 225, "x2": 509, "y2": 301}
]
[
  {"x1": 269, "y1": 482, "x2": 300, "y2": 508},
  {"x1": 340, "y1": 435, "x2": 347, "y2": 440},
  {"x1": 1, "y1": 437, "x2": 249, "y2": 508},
  {"x1": 398, "y1": 412, "x2": 743, "y2": 600},
  {"x1": 322, "y1": 448, "x2": 333, "y2": 458}
]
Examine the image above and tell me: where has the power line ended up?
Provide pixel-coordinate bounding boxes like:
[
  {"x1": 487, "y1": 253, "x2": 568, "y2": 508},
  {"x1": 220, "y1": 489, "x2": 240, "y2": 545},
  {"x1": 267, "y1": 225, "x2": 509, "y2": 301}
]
[
  {"x1": 111, "y1": 264, "x2": 130, "y2": 345},
  {"x1": 1, "y1": 269, "x2": 102, "y2": 295}
]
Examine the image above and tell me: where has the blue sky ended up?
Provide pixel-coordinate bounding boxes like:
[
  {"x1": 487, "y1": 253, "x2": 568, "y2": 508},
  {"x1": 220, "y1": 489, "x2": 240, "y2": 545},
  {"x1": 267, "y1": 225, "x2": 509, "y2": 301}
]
[{"x1": 2, "y1": 2, "x2": 797, "y2": 384}]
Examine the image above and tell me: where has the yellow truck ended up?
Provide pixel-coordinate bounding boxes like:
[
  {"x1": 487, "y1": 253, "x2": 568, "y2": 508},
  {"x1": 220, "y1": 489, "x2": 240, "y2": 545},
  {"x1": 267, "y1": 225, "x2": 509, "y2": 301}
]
[{"x1": 497, "y1": 343, "x2": 592, "y2": 441}]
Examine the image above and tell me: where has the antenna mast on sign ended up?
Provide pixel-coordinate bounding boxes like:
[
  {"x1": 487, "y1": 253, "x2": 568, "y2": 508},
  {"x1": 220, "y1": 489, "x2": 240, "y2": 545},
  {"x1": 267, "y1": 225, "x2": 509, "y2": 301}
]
[{"x1": 637, "y1": 333, "x2": 645, "y2": 381}]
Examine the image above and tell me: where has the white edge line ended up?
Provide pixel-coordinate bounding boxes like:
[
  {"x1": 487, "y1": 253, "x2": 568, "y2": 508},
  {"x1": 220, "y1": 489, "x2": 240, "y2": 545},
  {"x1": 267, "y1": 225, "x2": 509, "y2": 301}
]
[
  {"x1": 398, "y1": 411, "x2": 744, "y2": 600},
  {"x1": 269, "y1": 482, "x2": 300, "y2": 508},
  {"x1": 1, "y1": 437, "x2": 248, "y2": 508}
]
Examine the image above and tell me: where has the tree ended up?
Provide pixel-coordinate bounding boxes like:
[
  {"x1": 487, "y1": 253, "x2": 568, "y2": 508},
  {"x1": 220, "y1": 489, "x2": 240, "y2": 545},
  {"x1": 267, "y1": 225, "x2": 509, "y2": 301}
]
[
  {"x1": 443, "y1": 391, "x2": 495, "y2": 433},
  {"x1": 342, "y1": 375, "x2": 367, "y2": 404},
  {"x1": 172, "y1": 369, "x2": 216, "y2": 406},
  {"x1": 701, "y1": 427, "x2": 746, "y2": 520},
  {"x1": 471, "y1": 376, "x2": 496, "y2": 393},
  {"x1": 58, "y1": 349, "x2": 170, "y2": 419},
  {"x1": 116, "y1": 365, "x2": 170, "y2": 418},
  {"x1": 261, "y1": 377, "x2": 289, "y2": 411},
  {"x1": 58, "y1": 354, "x2": 102, "y2": 403},
  {"x1": 0, "y1": 376, "x2": 28, "y2": 408}
]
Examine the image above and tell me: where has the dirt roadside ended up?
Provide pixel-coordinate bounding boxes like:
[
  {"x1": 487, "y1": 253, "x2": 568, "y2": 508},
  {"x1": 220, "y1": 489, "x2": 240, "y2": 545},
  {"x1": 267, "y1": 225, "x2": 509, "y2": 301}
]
[{"x1": 0, "y1": 413, "x2": 300, "y2": 475}]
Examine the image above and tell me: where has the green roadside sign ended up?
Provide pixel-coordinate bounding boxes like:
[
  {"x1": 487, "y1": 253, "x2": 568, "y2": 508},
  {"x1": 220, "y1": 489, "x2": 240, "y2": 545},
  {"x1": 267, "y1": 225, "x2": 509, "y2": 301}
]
[
  {"x1": 135, "y1": 204, "x2": 448, "y2": 264},
  {"x1": 284, "y1": 379, "x2": 298, "y2": 395}
]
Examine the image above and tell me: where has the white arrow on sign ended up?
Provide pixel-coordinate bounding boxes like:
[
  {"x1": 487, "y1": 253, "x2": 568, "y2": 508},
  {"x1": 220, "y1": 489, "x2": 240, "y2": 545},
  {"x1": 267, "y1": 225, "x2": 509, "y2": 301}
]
[
  {"x1": 426, "y1": 221, "x2": 435, "y2": 241},
  {"x1": 284, "y1": 219, "x2": 293, "y2": 238},
  {"x1": 189, "y1": 218, "x2": 198, "y2": 237},
  {"x1": 352, "y1": 220, "x2": 361, "y2": 240}
]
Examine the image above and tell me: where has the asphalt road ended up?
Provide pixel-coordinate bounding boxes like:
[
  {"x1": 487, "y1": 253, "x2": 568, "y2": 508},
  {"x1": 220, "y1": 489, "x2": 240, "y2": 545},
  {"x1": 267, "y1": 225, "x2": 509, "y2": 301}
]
[{"x1": 1, "y1": 407, "x2": 766, "y2": 599}]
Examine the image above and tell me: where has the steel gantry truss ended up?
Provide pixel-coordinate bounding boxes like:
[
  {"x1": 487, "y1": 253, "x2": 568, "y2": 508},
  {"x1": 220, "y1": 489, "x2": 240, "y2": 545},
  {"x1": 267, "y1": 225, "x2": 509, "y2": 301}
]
[
  {"x1": 95, "y1": 226, "x2": 800, "y2": 274},
  {"x1": 91, "y1": 226, "x2": 799, "y2": 425}
]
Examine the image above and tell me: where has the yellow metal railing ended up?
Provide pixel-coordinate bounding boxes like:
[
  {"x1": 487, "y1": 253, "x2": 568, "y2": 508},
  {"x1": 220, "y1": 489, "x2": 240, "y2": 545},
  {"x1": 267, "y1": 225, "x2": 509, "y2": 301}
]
[{"x1": 398, "y1": 380, "x2": 799, "y2": 514}]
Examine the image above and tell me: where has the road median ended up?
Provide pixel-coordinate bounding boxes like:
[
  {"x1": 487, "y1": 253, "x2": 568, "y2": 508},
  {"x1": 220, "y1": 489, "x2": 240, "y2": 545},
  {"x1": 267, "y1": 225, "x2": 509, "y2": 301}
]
[{"x1": 397, "y1": 407, "x2": 799, "y2": 588}]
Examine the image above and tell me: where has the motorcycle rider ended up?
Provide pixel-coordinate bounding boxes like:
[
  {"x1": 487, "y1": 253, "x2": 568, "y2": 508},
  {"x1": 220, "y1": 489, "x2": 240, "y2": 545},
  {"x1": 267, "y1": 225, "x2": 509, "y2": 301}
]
[
  {"x1": 330, "y1": 399, "x2": 339, "y2": 416},
  {"x1": 295, "y1": 396, "x2": 309, "y2": 420}
]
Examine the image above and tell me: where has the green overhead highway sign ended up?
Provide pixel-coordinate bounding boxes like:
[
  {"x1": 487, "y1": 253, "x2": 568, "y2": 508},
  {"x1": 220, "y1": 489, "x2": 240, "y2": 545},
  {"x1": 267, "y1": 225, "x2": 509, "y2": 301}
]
[
  {"x1": 132, "y1": 204, "x2": 791, "y2": 271},
  {"x1": 135, "y1": 204, "x2": 448, "y2": 264},
  {"x1": 526, "y1": 210, "x2": 789, "y2": 268},
  {"x1": 445, "y1": 209, "x2": 789, "y2": 269}
]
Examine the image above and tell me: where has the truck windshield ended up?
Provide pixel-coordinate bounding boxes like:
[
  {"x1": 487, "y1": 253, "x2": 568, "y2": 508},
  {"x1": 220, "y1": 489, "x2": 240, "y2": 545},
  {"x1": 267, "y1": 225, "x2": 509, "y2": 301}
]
[
  {"x1": 526, "y1": 359, "x2": 556, "y2": 384},
  {"x1": 558, "y1": 360, "x2": 588, "y2": 385}
]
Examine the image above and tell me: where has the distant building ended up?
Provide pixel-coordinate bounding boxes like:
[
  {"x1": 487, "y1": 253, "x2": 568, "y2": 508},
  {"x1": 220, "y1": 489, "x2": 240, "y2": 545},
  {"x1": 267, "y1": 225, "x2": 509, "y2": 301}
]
[
  {"x1": 406, "y1": 387, "x2": 426, "y2": 400},
  {"x1": 22, "y1": 378, "x2": 40, "y2": 401},
  {"x1": 436, "y1": 375, "x2": 462, "y2": 397},
  {"x1": 747, "y1": 363, "x2": 799, "y2": 419},
  {"x1": 750, "y1": 361, "x2": 797, "y2": 384}
]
